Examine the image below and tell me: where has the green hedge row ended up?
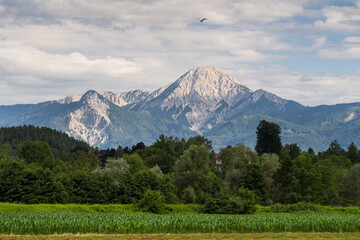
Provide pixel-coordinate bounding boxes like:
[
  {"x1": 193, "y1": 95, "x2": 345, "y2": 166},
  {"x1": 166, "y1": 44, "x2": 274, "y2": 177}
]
[
  {"x1": 1, "y1": 202, "x2": 359, "y2": 214},
  {"x1": 256, "y1": 202, "x2": 360, "y2": 214},
  {"x1": 0, "y1": 203, "x2": 203, "y2": 214}
]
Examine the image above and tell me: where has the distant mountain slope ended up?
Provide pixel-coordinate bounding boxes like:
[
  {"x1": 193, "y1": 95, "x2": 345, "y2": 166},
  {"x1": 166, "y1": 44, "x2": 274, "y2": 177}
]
[
  {"x1": 0, "y1": 90, "x2": 195, "y2": 148},
  {"x1": 0, "y1": 66, "x2": 359, "y2": 151}
]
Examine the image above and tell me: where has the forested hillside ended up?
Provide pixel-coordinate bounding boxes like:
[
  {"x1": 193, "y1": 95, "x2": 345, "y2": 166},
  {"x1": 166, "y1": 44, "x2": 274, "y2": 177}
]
[
  {"x1": 0, "y1": 125, "x2": 91, "y2": 157},
  {"x1": 0, "y1": 123, "x2": 359, "y2": 213}
]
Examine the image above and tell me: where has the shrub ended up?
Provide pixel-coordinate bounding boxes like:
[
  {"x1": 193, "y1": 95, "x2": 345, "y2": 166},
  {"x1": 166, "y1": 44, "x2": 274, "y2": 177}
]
[
  {"x1": 182, "y1": 186, "x2": 196, "y2": 204},
  {"x1": 137, "y1": 190, "x2": 166, "y2": 214},
  {"x1": 203, "y1": 193, "x2": 245, "y2": 214},
  {"x1": 237, "y1": 187, "x2": 258, "y2": 214}
]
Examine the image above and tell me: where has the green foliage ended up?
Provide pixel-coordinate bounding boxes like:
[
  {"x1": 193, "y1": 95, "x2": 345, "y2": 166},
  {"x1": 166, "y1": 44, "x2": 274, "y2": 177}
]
[
  {"x1": 19, "y1": 141, "x2": 55, "y2": 169},
  {"x1": 0, "y1": 122, "x2": 360, "y2": 208},
  {"x1": 186, "y1": 135, "x2": 213, "y2": 151},
  {"x1": 0, "y1": 157, "x2": 27, "y2": 203},
  {"x1": 347, "y1": 142, "x2": 360, "y2": 165},
  {"x1": 203, "y1": 192, "x2": 244, "y2": 214},
  {"x1": 0, "y1": 125, "x2": 91, "y2": 157},
  {"x1": 237, "y1": 187, "x2": 258, "y2": 214},
  {"x1": 93, "y1": 157, "x2": 129, "y2": 180},
  {"x1": 260, "y1": 153, "x2": 280, "y2": 202},
  {"x1": 123, "y1": 153, "x2": 146, "y2": 174},
  {"x1": 138, "y1": 146, "x2": 176, "y2": 174},
  {"x1": 1, "y1": 212, "x2": 359, "y2": 234},
  {"x1": 255, "y1": 120, "x2": 282, "y2": 155},
  {"x1": 137, "y1": 190, "x2": 166, "y2": 214},
  {"x1": 283, "y1": 143, "x2": 301, "y2": 160},
  {"x1": 224, "y1": 143, "x2": 258, "y2": 192},
  {"x1": 257, "y1": 202, "x2": 360, "y2": 214},
  {"x1": 283, "y1": 153, "x2": 323, "y2": 203},
  {"x1": 166, "y1": 204, "x2": 203, "y2": 214},
  {"x1": 240, "y1": 163, "x2": 268, "y2": 204},
  {"x1": 181, "y1": 186, "x2": 196, "y2": 204},
  {"x1": 64, "y1": 170, "x2": 114, "y2": 204},
  {"x1": 323, "y1": 140, "x2": 347, "y2": 158},
  {"x1": 339, "y1": 164, "x2": 360, "y2": 206},
  {"x1": 150, "y1": 164, "x2": 163, "y2": 177},
  {"x1": 0, "y1": 157, "x2": 68, "y2": 204},
  {"x1": 0, "y1": 202, "x2": 203, "y2": 214},
  {"x1": 62, "y1": 150, "x2": 98, "y2": 172},
  {"x1": 173, "y1": 144, "x2": 220, "y2": 203}
]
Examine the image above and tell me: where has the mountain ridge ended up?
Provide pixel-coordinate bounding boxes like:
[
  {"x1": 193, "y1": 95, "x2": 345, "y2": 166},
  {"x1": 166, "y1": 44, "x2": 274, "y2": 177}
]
[{"x1": 1, "y1": 66, "x2": 359, "y2": 151}]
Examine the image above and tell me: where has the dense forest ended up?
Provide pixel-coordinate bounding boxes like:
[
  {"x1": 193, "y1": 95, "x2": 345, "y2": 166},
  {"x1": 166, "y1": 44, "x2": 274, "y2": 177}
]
[{"x1": 0, "y1": 122, "x2": 359, "y2": 213}]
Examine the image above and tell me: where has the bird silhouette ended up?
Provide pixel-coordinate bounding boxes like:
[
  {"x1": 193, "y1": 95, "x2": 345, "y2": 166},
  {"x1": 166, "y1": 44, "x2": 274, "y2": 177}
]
[{"x1": 197, "y1": 17, "x2": 207, "y2": 22}]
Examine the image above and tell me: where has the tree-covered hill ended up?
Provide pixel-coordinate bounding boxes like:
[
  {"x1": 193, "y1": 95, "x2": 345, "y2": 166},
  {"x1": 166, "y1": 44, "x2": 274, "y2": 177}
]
[{"x1": 0, "y1": 125, "x2": 91, "y2": 157}]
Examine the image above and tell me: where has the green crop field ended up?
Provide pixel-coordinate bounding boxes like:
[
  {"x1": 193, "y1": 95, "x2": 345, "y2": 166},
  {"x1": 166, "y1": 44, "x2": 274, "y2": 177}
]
[{"x1": 0, "y1": 212, "x2": 359, "y2": 235}]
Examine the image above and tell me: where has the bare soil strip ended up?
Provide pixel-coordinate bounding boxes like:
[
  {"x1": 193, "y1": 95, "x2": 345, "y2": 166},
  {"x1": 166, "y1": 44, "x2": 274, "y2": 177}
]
[{"x1": 1, "y1": 233, "x2": 360, "y2": 240}]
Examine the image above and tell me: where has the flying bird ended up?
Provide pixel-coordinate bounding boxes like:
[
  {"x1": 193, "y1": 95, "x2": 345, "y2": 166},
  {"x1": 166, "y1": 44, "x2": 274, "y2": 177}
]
[{"x1": 197, "y1": 17, "x2": 207, "y2": 22}]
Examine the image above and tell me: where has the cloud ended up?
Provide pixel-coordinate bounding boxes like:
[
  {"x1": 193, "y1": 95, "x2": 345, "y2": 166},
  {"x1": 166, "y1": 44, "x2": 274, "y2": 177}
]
[
  {"x1": 0, "y1": 42, "x2": 140, "y2": 80},
  {"x1": 344, "y1": 36, "x2": 360, "y2": 44},
  {"x1": 314, "y1": 5, "x2": 360, "y2": 32},
  {"x1": 317, "y1": 36, "x2": 360, "y2": 59},
  {"x1": 313, "y1": 37, "x2": 326, "y2": 48},
  {"x1": 0, "y1": 0, "x2": 359, "y2": 106},
  {"x1": 233, "y1": 64, "x2": 360, "y2": 106},
  {"x1": 0, "y1": 0, "x2": 307, "y2": 27},
  {"x1": 318, "y1": 47, "x2": 360, "y2": 59}
]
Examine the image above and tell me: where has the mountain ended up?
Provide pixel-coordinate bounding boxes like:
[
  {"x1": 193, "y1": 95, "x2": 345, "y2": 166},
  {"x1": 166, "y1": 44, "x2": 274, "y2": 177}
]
[
  {"x1": 1, "y1": 66, "x2": 360, "y2": 151},
  {"x1": 0, "y1": 89, "x2": 194, "y2": 148},
  {"x1": 132, "y1": 66, "x2": 251, "y2": 133}
]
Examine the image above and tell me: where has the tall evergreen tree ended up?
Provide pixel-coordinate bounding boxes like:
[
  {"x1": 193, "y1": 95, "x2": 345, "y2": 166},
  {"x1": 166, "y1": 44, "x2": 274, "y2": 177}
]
[
  {"x1": 347, "y1": 142, "x2": 360, "y2": 165},
  {"x1": 255, "y1": 120, "x2": 282, "y2": 155}
]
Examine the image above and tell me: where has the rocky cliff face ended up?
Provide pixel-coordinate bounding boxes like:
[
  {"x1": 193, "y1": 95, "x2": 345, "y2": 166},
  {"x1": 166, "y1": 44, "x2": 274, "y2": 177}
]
[{"x1": 66, "y1": 91, "x2": 111, "y2": 145}]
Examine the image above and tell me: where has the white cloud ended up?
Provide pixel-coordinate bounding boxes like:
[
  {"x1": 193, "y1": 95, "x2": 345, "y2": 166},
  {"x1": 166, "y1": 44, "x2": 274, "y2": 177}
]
[
  {"x1": 0, "y1": 0, "x2": 359, "y2": 106},
  {"x1": 344, "y1": 36, "x2": 360, "y2": 44},
  {"x1": 317, "y1": 36, "x2": 360, "y2": 59},
  {"x1": 314, "y1": 5, "x2": 360, "y2": 32},
  {"x1": 233, "y1": 64, "x2": 360, "y2": 106},
  {"x1": 230, "y1": 1, "x2": 305, "y2": 23},
  {"x1": 318, "y1": 47, "x2": 360, "y2": 59},
  {"x1": 0, "y1": 0, "x2": 306, "y2": 26},
  {"x1": 313, "y1": 37, "x2": 326, "y2": 48},
  {"x1": 0, "y1": 42, "x2": 140, "y2": 80}
]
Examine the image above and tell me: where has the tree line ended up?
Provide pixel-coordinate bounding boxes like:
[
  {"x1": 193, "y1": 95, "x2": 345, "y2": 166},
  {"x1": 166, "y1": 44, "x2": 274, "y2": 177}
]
[{"x1": 0, "y1": 121, "x2": 359, "y2": 213}]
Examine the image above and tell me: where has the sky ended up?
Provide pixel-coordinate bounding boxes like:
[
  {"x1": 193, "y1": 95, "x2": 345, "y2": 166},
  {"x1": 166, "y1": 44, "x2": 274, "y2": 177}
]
[{"x1": 0, "y1": 0, "x2": 359, "y2": 106}]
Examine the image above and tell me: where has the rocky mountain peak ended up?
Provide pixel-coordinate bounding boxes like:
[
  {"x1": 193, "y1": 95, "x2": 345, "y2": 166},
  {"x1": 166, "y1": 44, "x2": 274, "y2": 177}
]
[
  {"x1": 172, "y1": 66, "x2": 251, "y2": 104},
  {"x1": 135, "y1": 66, "x2": 252, "y2": 133}
]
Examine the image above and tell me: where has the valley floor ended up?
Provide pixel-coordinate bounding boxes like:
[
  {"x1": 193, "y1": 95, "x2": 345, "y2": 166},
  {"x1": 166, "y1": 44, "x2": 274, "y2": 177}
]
[{"x1": 1, "y1": 233, "x2": 360, "y2": 240}]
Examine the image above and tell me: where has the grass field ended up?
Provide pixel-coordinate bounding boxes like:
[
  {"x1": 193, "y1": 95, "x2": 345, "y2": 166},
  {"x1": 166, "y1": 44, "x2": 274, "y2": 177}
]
[
  {"x1": 1, "y1": 202, "x2": 359, "y2": 215},
  {"x1": 1, "y1": 233, "x2": 360, "y2": 240},
  {"x1": 1, "y1": 212, "x2": 359, "y2": 235},
  {"x1": 0, "y1": 203, "x2": 203, "y2": 214}
]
